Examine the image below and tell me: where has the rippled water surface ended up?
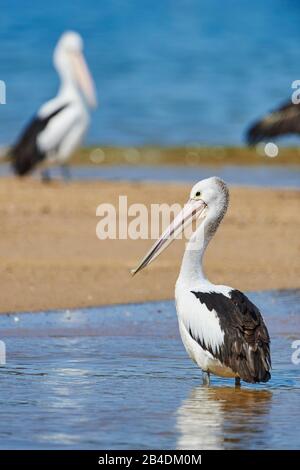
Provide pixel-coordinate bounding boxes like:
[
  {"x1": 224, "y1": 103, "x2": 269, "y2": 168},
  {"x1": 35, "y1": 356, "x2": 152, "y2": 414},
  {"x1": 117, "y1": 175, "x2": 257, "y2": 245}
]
[{"x1": 0, "y1": 290, "x2": 299, "y2": 449}]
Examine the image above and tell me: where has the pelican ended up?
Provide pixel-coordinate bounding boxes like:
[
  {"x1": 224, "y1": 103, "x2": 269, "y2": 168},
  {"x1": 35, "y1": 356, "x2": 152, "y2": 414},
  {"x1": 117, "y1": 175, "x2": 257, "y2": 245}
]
[
  {"x1": 11, "y1": 31, "x2": 97, "y2": 180},
  {"x1": 246, "y1": 99, "x2": 300, "y2": 144},
  {"x1": 132, "y1": 177, "x2": 271, "y2": 386}
]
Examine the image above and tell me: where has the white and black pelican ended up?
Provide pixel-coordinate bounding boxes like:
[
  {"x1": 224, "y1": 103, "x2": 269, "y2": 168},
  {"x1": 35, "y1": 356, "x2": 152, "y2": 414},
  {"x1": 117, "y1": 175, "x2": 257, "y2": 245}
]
[
  {"x1": 132, "y1": 177, "x2": 271, "y2": 386},
  {"x1": 11, "y1": 31, "x2": 97, "y2": 180},
  {"x1": 246, "y1": 99, "x2": 300, "y2": 144}
]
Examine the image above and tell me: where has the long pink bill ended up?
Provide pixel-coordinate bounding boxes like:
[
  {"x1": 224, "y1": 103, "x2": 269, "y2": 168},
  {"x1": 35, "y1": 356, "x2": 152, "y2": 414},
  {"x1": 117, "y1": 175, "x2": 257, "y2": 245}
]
[
  {"x1": 72, "y1": 51, "x2": 97, "y2": 108},
  {"x1": 131, "y1": 198, "x2": 207, "y2": 276}
]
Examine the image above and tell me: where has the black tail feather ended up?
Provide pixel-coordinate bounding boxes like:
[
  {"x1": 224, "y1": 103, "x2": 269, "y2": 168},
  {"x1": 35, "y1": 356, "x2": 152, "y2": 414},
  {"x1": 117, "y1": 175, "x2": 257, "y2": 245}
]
[{"x1": 11, "y1": 104, "x2": 68, "y2": 176}]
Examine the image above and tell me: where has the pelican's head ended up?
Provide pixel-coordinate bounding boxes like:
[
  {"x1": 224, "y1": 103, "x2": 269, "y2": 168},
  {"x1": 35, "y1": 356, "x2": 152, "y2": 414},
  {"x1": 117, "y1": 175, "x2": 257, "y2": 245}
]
[
  {"x1": 189, "y1": 176, "x2": 229, "y2": 218},
  {"x1": 54, "y1": 31, "x2": 97, "y2": 108},
  {"x1": 131, "y1": 177, "x2": 229, "y2": 275}
]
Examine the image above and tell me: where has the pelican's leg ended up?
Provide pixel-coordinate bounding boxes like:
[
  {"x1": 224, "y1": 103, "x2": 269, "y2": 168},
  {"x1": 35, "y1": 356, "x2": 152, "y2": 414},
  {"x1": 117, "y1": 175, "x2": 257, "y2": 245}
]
[
  {"x1": 41, "y1": 168, "x2": 51, "y2": 183},
  {"x1": 202, "y1": 371, "x2": 210, "y2": 386},
  {"x1": 235, "y1": 377, "x2": 241, "y2": 388},
  {"x1": 60, "y1": 164, "x2": 71, "y2": 182}
]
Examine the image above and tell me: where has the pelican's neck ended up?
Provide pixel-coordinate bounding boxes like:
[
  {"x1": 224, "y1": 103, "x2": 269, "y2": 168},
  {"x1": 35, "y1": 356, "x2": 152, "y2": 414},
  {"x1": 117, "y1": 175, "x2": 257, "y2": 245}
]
[
  {"x1": 55, "y1": 58, "x2": 81, "y2": 104},
  {"x1": 57, "y1": 76, "x2": 81, "y2": 103},
  {"x1": 178, "y1": 222, "x2": 211, "y2": 285},
  {"x1": 178, "y1": 207, "x2": 226, "y2": 287}
]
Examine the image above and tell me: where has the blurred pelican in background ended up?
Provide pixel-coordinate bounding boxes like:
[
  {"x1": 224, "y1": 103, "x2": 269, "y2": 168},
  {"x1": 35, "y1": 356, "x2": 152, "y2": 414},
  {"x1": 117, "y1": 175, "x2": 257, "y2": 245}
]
[{"x1": 11, "y1": 31, "x2": 97, "y2": 181}]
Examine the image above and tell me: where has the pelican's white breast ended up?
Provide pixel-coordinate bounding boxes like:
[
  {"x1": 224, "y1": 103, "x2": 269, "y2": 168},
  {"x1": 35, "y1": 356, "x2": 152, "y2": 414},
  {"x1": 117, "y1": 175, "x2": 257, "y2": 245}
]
[
  {"x1": 175, "y1": 280, "x2": 236, "y2": 377},
  {"x1": 37, "y1": 100, "x2": 89, "y2": 161}
]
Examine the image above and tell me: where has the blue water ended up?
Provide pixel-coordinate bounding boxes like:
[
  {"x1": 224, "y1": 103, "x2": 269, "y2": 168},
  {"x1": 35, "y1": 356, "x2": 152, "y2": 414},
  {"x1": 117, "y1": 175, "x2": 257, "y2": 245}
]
[
  {"x1": 1, "y1": 0, "x2": 300, "y2": 146},
  {"x1": 0, "y1": 289, "x2": 299, "y2": 449},
  {"x1": 0, "y1": 163, "x2": 299, "y2": 188}
]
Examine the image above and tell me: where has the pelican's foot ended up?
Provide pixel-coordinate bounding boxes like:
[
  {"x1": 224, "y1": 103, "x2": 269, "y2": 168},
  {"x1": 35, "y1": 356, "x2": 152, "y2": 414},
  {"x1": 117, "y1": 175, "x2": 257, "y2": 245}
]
[
  {"x1": 235, "y1": 377, "x2": 241, "y2": 388},
  {"x1": 202, "y1": 371, "x2": 210, "y2": 386},
  {"x1": 41, "y1": 169, "x2": 51, "y2": 183},
  {"x1": 60, "y1": 164, "x2": 71, "y2": 182}
]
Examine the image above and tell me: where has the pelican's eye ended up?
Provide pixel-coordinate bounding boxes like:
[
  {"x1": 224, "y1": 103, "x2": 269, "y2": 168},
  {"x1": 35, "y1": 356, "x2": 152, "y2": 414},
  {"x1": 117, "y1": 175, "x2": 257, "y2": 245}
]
[{"x1": 194, "y1": 191, "x2": 201, "y2": 199}]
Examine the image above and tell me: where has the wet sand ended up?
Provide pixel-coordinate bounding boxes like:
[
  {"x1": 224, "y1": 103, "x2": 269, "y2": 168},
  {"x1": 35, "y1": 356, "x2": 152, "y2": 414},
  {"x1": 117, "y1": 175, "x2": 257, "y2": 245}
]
[
  {"x1": 0, "y1": 178, "x2": 299, "y2": 313},
  {"x1": 3, "y1": 145, "x2": 300, "y2": 166},
  {"x1": 74, "y1": 145, "x2": 300, "y2": 166}
]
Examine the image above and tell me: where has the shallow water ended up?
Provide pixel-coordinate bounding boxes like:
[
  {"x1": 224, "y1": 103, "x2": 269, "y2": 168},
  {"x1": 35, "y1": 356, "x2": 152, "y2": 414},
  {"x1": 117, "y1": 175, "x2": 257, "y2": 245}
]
[
  {"x1": 0, "y1": 289, "x2": 299, "y2": 449},
  {"x1": 0, "y1": 164, "x2": 299, "y2": 189}
]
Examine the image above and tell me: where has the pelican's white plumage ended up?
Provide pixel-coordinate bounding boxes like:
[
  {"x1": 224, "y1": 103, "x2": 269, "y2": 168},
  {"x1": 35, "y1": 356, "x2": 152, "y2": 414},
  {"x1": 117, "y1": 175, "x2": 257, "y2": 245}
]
[
  {"x1": 175, "y1": 284, "x2": 227, "y2": 373},
  {"x1": 133, "y1": 177, "x2": 271, "y2": 386},
  {"x1": 11, "y1": 31, "x2": 97, "y2": 179}
]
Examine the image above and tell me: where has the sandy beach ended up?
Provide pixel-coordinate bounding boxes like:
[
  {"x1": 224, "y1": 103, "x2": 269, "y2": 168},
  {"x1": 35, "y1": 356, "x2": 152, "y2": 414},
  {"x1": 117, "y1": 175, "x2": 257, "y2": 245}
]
[{"x1": 0, "y1": 177, "x2": 299, "y2": 313}]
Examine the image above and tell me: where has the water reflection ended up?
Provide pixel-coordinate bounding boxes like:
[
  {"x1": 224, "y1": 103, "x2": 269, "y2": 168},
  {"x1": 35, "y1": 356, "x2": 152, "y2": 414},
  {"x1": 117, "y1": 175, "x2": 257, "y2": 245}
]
[{"x1": 176, "y1": 385, "x2": 272, "y2": 450}]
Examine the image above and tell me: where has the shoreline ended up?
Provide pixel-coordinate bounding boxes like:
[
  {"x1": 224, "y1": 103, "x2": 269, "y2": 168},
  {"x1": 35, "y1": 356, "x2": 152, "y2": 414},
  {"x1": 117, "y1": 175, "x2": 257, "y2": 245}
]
[
  {"x1": 57, "y1": 145, "x2": 300, "y2": 166},
  {"x1": 2, "y1": 288, "x2": 299, "y2": 317},
  {"x1": 2, "y1": 145, "x2": 300, "y2": 167},
  {"x1": 0, "y1": 178, "x2": 299, "y2": 314}
]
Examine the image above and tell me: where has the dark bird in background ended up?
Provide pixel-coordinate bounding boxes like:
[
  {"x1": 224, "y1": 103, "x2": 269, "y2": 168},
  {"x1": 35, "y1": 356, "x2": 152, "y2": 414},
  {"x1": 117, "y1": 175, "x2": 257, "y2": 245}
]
[{"x1": 246, "y1": 99, "x2": 300, "y2": 145}]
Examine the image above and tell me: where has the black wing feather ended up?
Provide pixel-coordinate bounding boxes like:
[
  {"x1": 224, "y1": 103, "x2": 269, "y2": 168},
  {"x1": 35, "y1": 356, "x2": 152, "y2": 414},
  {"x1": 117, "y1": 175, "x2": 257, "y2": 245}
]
[
  {"x1": 11, "y1": 104, "x2": 68, "y2": 176},
  {"x1": 191, "y1": 290, "x2": 271, "y2": 383},
  {"x1": 246, "y1": 100, "x2": 300, "y2": 144}
]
